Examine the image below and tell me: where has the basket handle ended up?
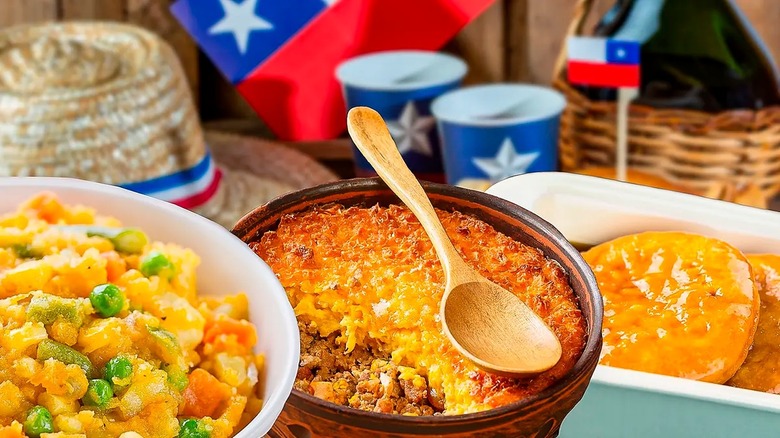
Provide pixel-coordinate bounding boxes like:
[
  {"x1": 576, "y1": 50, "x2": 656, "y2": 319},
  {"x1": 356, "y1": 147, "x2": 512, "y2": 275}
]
[{"x1": 551, "y1": 0, "x2": 596, "y2": 82}]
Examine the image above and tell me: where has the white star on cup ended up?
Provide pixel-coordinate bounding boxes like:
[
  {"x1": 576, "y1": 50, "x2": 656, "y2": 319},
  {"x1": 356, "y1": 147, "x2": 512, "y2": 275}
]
[
  {"x1": 387, "y1": 101, "x2": 436, "y2": 156},
  {"x1": 209, "y1": 0, "x2": 273, "y2": 54},
  {"x1": 472, "y1": 138, "x2": 539, "y2": 182}
]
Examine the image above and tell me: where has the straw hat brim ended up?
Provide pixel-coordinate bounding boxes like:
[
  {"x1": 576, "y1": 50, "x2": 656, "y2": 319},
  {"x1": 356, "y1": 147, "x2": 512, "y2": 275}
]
[{"x1": 194, "y1": 131, "x2": 339, "y2": 229}]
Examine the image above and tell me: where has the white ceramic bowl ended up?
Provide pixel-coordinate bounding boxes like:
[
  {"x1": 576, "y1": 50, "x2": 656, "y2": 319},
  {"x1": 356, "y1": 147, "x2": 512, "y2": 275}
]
[{"x1": 0, "y1": 177, "x2": 299, "y2": 437}]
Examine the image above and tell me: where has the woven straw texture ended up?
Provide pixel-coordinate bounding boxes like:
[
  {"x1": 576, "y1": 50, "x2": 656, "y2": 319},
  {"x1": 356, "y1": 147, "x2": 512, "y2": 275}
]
[
  {"x1": 552, "y1": 0, "x2": 780, "y2": 201},
  {"x1": 0, "y1": 21, "x2": 339, "y2": 228},
  {"x1": 0, "y1": 21, "x2": 204, "y2": 183}
]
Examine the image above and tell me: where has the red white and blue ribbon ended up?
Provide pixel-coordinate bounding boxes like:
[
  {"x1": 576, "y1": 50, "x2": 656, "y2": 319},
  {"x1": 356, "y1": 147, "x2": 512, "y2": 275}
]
[{"x1": 120, "y1": 151, "x2": 222, "y2": 209}]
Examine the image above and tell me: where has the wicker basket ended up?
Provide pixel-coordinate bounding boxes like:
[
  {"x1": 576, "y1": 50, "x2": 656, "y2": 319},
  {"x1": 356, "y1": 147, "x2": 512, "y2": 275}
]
[{"x1": 552, "y1": 0, "x2": 780, "y2": 202}]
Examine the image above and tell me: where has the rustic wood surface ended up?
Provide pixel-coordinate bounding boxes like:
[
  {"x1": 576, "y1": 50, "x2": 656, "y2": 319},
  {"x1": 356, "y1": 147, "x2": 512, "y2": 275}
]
[
  {"x1": 61, "y1": 0, "x2": 124, "y2": 20},
  {"x1": 0, "y1": 0, "x2": 58, "y2": 24},
  {"x1": 448, "y1": 0, "x2": 506, "y2": 84}
]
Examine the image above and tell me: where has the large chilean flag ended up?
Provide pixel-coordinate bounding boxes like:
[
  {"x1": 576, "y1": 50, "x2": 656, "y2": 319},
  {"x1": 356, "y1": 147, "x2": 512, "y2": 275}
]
[
  {"x1": 171, "y1": 0, "x2": 495, "y2": 141},
  {"x1": 567, "y1": 36, "x2": 640, "y2": 88}
]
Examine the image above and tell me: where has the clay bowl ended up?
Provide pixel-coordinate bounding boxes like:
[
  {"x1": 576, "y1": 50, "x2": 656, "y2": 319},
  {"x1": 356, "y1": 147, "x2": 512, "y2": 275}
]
[{"x1": 232, "y1": 177, "x2": 603, "y2": 438}]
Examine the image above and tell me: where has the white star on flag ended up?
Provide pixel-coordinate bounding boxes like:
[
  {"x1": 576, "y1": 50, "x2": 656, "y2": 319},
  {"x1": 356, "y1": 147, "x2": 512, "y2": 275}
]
[
  {"x1": 472, "y1": 138, "x2": 539, "y2": 182},
  {"x1": 387, "y1": 101, "x2": 436, "y2": 156},
  {"x1": 209, "y1": 0, "x2": 273, "y2": 54}
]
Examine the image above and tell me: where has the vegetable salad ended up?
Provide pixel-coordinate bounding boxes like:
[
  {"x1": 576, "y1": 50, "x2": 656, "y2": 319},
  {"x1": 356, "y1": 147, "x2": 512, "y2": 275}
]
[{"x1": 0, "y1": 193, "x2": 264, "y2": 438}]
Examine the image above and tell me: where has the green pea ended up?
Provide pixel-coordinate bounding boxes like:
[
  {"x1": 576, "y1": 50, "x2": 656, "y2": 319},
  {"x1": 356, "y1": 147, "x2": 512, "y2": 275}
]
[
  {"x1": 178, "y1": 418, "x2": 211, "y2": 438},
  {"x1": 104, "y1": 356, "x2": 133, "y2": 386},
  {"x1": 107, "y1": 228, "x2": 149, "y2": 254},
  {"x1": 83, "y1": 379, "x2": 113, "y2": 407},
  {"x1": 89, "y1": 283, "x2": 125, "y2": 317},
  {"x1": 140, "y1": 251, "x2": 175, "y2": 280},
  {"x1": 23, "y1": 406, "x2": 54, "y2": 438}
]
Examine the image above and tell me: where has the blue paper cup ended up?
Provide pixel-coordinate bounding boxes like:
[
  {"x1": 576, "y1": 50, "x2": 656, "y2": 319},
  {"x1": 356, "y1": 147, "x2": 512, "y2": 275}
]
[
  {"x1": 430, "y1": 84, "x2": 566, "y2": 189},
  {"x1": 336, "y1": 50, "x2": 468, "y2": 182}
]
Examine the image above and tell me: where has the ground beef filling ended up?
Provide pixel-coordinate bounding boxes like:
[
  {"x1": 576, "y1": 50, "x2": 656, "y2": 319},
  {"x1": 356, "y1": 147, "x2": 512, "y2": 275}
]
[{"x1": 294, "y1": 321, "x2": 442, "y2": 415}]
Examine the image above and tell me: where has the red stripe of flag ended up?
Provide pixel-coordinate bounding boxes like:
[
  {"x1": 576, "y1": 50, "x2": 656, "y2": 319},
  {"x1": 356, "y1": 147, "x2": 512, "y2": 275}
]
[
  {"x1": 237, "y1": 0, "x2": 495, "y2": 141},
  {"x1": 567, "y1": 61, "x2": 640, "y2": 88},
  {"x1": 171, "y1": 168, "x2": 223, "y2": 210}
]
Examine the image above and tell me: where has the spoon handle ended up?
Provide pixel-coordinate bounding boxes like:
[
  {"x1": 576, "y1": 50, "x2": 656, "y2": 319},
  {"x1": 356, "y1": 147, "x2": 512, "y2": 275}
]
[{"x1": 347, "y1": 107, "x2": 472, "y2": 279}]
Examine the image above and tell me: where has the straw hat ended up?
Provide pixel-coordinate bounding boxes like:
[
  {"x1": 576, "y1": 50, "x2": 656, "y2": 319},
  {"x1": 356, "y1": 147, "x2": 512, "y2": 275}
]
[{"x1": 0, "y1": 21, "x2": 337, "y2": 228}]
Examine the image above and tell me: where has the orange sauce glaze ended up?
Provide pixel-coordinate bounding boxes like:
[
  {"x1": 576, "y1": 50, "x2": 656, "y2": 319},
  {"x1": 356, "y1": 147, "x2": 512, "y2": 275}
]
[{"x1": 583, "y1": 231, "x2": 758, "y2": 384}]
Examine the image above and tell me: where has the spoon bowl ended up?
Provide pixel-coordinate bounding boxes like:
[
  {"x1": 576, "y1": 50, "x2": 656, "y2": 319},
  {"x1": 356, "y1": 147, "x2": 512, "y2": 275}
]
[
  {"x1": 346, "y1": 106, "x2": 562, "y2": 376},
  {"x1": 443, "y1": 281, "x2": 563, "y2": 376}
]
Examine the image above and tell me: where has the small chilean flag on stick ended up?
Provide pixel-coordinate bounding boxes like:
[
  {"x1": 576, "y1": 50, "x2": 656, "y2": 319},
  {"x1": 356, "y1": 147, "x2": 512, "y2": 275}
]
[{"x1": 567, "y1": 36, "x2": 641, "y2": 182}]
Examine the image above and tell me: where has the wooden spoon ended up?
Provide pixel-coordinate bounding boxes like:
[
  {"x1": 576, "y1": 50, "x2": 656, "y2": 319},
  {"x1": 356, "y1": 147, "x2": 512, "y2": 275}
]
[{"x1": 347, "y1": 106, "x2": 562, "y2": 376}]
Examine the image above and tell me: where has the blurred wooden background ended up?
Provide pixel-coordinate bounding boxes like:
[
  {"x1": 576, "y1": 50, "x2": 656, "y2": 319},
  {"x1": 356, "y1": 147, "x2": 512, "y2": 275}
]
[{"x1": 2, "y1": 0, "x2": 779, "y2": 159}]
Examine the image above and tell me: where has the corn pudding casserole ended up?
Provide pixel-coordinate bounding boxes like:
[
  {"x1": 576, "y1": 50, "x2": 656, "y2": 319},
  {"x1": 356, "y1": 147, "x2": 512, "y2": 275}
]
[
  {"x1": 250, "y1": 203, "x2": 587, "y2": 415},
  {"x1": 0, "y1": 194, "x2": 265, "y2": 438}
]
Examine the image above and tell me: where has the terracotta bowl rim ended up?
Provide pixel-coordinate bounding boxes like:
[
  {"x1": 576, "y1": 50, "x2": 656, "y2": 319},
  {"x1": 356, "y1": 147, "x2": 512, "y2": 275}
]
[{"x1": 232, "y1": 177, "x2": 603, "y2": 425}]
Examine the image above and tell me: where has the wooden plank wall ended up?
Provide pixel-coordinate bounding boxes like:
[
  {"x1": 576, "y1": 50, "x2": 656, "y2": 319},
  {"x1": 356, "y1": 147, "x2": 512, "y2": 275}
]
[{"x1": 1, "y1": 0, "x2": 779, "y2": 133}]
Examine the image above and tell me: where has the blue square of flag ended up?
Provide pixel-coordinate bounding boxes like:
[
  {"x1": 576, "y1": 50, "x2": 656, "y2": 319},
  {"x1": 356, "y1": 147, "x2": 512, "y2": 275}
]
[
  {"x1": 171, "y1": 0, "x2": 328, "y2": 83},
  {"x1": 605, "y1": 39, "x2": 640, "y2": 65}
]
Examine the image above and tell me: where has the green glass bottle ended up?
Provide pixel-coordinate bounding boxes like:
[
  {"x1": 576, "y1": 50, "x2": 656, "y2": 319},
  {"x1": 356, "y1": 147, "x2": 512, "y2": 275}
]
[{"x1": 578, "y1": 0, "x2": 780, "y2": 111}]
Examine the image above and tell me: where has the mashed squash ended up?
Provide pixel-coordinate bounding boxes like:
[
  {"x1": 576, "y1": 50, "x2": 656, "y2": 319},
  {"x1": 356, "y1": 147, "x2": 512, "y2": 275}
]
[{"x1": 0, "y1": 193, "x2": 264, "y2": 438}]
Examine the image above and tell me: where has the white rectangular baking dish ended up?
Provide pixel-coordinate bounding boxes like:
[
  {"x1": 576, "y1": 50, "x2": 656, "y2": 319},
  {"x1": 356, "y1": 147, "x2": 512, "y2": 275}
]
[{"x1": 486, "y1": 172, "x2": 780, "y2": 438}]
